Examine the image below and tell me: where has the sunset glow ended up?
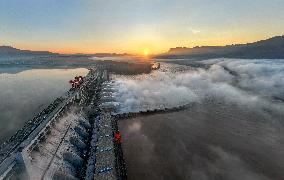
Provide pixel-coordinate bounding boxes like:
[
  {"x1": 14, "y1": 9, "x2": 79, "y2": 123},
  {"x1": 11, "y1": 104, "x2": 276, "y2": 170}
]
[{"x1": 0, "y1": 0, "x2": 283, "y2": 54}]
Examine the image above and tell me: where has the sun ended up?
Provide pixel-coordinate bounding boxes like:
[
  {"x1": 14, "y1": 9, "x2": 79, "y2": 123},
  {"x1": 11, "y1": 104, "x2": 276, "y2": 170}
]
[{"x1": 143, "y1": 50, "x2": 149, "y2": 56}]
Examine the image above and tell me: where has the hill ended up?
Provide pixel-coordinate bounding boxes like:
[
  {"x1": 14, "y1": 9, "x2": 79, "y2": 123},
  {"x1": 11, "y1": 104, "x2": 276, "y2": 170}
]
[
  {"x1": 0, "y1": 46, "x2": 58, "y2": 56},
  {"x1": 156, "y1": 35, "x2": 284, "y2": 59}
]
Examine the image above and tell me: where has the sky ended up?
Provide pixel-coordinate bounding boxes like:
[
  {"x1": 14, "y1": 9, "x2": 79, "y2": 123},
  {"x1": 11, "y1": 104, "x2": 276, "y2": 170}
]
[{"x1": 0, "y1": 0, "x2": 284, "y2": 54}]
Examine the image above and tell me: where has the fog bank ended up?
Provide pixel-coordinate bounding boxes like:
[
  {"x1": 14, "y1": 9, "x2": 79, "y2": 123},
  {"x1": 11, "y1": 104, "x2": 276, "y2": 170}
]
[{"x1": 113, "y1": 59, "x2": 284, "y2": 115}]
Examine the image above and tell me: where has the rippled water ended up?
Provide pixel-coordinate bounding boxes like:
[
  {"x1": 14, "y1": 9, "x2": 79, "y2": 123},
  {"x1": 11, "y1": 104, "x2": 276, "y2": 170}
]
[{"x1": 0, "y1": 68, "x2": 88, "y2": 143}]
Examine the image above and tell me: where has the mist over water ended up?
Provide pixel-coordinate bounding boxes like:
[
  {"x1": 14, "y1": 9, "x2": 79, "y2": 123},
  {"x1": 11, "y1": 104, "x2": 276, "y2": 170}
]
[
  {"x1": 113, "y1": 59, "x2": 284, "y2": 114},
  {"x1": 0, "y1": 68, "x2": 88, "y2": 143},
  {"x1": 115, "y1": 59, "x2": 284, "y2": 180},
  {"x1": 203, "y1": 59, "x2": 284, "y2": 101}
]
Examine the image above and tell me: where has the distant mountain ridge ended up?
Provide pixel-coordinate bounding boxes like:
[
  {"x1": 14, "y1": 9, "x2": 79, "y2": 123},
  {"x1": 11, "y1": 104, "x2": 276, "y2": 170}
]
[
  {"x1": 157, "y1": 35, "x2": 284, "y2": 59},
  {"x1": 0, "y1": 46, "x2": 58, "y2": 56},
  {"x1": 0, "y1": 46, "x2": 131, "y2": 57}
]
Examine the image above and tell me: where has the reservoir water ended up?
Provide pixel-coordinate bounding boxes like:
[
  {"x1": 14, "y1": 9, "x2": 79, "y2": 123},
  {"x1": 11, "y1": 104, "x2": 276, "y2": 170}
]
[{"x1": 0, "y1": 68, "x2": 88, "y2": 143}]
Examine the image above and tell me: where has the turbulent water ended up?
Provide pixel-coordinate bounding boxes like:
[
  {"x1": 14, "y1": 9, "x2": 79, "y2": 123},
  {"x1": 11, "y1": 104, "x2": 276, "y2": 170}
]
[
  {"x1": 114, "y1": 59, "x2": 284, "y2": 180},
  {"x1": 0, "y1": 68, "x2": 88, "y2": 143}
]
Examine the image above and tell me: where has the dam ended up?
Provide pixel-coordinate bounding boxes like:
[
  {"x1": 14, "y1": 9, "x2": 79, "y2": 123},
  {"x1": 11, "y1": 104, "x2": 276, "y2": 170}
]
[
  {"x1": 0, "y1": 67, "x2": 127, "y2": 180},
  {"x1": 0, "y1": 62, "x2": 177, "y2": 180}
]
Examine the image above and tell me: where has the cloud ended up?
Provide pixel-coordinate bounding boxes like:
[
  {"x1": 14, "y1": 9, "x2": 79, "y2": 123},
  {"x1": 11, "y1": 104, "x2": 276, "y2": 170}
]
[{"x1": 188, "y1": 28, "x2": 201, "y2": 34}]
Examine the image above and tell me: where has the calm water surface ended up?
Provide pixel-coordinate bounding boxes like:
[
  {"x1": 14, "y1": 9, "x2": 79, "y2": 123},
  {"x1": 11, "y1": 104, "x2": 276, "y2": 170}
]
[{"x1": 0, "y1": 68, "x2": 88, "y2": 143}]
